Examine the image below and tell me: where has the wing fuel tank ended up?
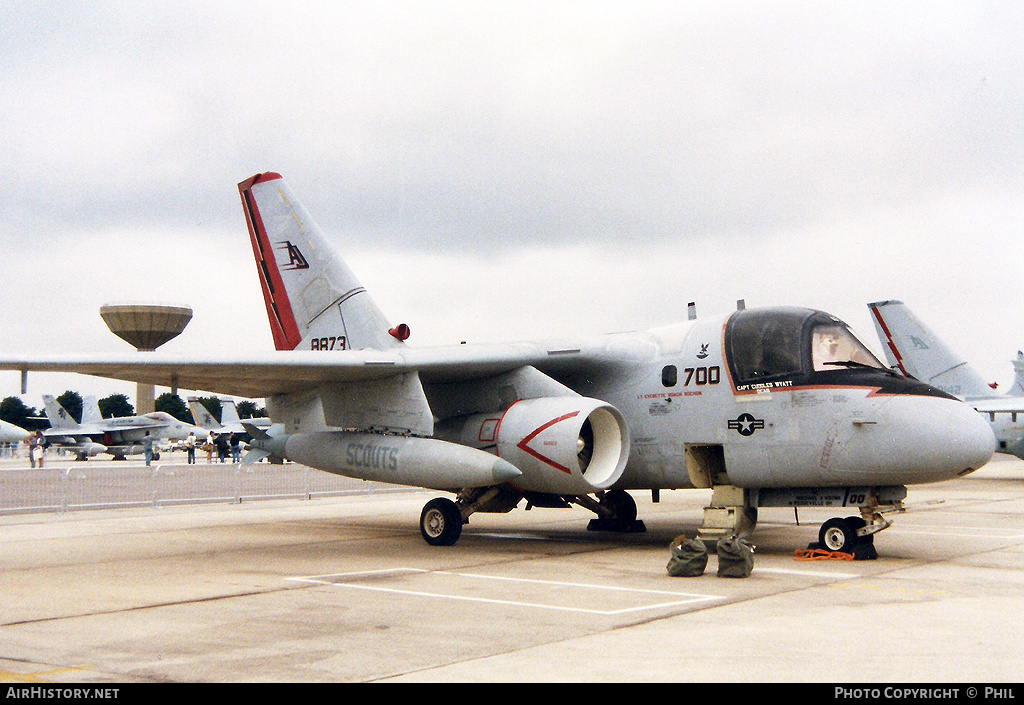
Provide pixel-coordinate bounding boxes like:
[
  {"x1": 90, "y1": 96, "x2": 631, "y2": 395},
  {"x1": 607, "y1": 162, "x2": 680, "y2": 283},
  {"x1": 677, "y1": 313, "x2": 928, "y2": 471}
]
[
  {"x1": 76, "y1": 442, "x2": 108, "y2": 457},
  {"x1": 249, "y1": 431, "x2": 522, "y2": 490}
]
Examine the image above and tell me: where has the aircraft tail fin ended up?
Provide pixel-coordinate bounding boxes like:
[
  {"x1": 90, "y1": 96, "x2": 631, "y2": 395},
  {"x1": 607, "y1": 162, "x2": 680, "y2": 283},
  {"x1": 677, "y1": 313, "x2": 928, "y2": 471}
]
[
  {"x1": 868, "y1": 300, "x2": 995, "y2": 400},
  {"x1": 220, "y1": 399, "x2": 242, "y2": 426},
  {"x1": 42, "y1": 395, "x2": 81, "y2": 430},
  {"x1": 1009, "y1": 352, "x2": 1024, "y2": 397},
  {"x1": 80, "y1": 396, "x2": 103, "y2": 426},
  {"x1": 238, "y1": 173, "x2": 433, "y2": 437},
  {"x1": 238, "y1": 173, "x2": 406, "y2": 352},
  {"x1": 187, "y1": 397, "x2": 222, "y2": 430}
]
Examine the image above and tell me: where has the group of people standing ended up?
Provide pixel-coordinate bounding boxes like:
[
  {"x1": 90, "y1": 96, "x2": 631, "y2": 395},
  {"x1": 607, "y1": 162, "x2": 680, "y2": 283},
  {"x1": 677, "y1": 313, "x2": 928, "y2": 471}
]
[{"x1": 184, "y1": 431, "x2": 242, "y2": 464}]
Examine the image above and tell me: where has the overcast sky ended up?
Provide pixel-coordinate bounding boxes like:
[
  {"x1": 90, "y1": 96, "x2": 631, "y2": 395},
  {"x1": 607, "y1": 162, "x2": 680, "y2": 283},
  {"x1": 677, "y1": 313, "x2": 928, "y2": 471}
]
[{"x1": 2, "y1": 1, "x2": 1023, "y2": 410}]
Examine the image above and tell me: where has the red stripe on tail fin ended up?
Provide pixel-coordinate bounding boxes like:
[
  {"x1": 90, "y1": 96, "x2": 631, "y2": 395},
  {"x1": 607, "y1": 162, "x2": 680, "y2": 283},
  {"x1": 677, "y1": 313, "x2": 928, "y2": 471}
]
[{"x1": 238, "y1": 173, "x2": 304, "y2": 351}]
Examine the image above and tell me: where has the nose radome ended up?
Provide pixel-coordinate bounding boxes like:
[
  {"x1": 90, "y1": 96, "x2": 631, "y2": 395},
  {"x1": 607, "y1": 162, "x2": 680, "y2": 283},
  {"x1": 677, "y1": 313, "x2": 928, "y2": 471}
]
[
  {"x1": 949, "y1": 401, "x2": 998, "y2": 473},
  {"x1": 890, "y1": 397, "x2": 994, "y2": 481},
  {"x1": 834, "y1": 396, "x2": 995, "y2": 485}
]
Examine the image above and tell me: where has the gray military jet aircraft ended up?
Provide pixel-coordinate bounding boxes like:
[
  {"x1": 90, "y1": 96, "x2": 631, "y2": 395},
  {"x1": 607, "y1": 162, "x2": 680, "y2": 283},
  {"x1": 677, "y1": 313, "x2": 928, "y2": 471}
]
[
  {"x1": 188, "y1": 397, "x2": 271, "y2": 435},
  {"x1": 0, "y1": 174, "x2": 995, "y2": 554}
]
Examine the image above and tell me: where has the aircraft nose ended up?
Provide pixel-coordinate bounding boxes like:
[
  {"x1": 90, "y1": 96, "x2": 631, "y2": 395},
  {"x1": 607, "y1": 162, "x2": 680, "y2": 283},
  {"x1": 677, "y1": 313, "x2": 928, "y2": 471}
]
[
  {"x1": 947, "y1": 401, "x2": 998, "y2": 473},
  {"x1": 835, "y1": 396, "x2": 994, "y2": 484},
  {"x1": 889, "y1": 397, "x2": 995, "y2": 481}
]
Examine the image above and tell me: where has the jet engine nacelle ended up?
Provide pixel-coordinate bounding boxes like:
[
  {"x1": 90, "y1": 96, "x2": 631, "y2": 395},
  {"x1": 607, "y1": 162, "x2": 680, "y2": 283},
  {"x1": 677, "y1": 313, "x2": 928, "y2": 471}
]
[{"x1": 460, "y1": 397, "x2": 630, "y2": 496}]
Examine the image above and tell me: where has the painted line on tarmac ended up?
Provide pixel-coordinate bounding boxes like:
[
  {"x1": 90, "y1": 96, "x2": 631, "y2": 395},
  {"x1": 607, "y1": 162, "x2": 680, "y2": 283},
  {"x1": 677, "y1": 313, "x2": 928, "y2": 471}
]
[
  {"x1": 288, "y1": 568, "x2": 724, "y2": 616},
  {"x1": 893, "y1": 524, "x2": 1024, "y2": 540},
  {"x1": 757, "y1": 567, "x2": 859, "y2": 579}
]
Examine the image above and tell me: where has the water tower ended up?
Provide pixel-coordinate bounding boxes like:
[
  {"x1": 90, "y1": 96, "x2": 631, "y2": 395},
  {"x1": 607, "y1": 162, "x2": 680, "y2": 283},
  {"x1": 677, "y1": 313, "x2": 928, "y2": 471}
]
[{"x1": 100, "y1": 303, "x2": 193, "y2": 414}]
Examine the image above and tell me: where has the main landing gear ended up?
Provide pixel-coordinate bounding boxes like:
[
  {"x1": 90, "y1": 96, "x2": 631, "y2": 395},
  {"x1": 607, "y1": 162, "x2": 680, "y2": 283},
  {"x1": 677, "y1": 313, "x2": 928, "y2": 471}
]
[
  {"x1": 574, "y1": 489, "x2": 646, "y2": 533},
  {"x1": 418, "y1": 486, "x2": 900, "y2": 555},
  {"x1": 419, "y1": 497, "x2": 463, "y2": 546},
  {"x1": 419, "y1": 485, "x2": 517, "y2": 546},
  {"x1": 418, "y1": 488, "x2": 646, "y2": 546}
]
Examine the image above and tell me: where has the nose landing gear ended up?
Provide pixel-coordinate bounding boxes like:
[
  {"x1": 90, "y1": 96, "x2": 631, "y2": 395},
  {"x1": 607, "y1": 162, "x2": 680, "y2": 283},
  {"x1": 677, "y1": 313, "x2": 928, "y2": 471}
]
[{"x1": 816, "y1": 510, "x2": 895, "y2": 559}]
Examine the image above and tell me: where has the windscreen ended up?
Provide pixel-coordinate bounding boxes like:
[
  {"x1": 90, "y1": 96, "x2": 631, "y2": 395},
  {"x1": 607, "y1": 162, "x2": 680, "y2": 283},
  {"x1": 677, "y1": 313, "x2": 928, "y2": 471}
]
[{"x1": 810, "y1": 322, "x2": 886, "y2": 372}]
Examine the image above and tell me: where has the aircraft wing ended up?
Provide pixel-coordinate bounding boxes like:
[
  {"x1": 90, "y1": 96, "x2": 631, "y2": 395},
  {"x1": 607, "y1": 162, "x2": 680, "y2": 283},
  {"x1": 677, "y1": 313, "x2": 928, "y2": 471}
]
[
  {"x1": 0, "y1": 340, "x2": 632, "y2": 401},
  {"x1": 971, "y1": 397, "x2": 1024, "y2": 414}
]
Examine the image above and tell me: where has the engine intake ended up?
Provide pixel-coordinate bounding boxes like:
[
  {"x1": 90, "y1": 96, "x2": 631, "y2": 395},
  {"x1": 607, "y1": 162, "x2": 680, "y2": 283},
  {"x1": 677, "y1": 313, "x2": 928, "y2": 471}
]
[{"x1": 455, "y1": 397, "x2": 630, "y2": 495}]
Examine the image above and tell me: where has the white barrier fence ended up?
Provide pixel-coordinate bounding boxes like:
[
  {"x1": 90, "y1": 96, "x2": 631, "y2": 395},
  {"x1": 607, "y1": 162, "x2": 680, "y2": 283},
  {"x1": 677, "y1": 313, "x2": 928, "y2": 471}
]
[{"x1": 0, "y1": 461, "x2": 412, "y2": 515}]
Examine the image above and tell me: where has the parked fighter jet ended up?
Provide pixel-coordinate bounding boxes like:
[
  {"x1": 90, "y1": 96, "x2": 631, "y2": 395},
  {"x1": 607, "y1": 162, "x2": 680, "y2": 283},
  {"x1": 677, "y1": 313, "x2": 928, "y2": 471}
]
[
  {"x1": 187, "y1": 397, "x2": 271, "y2": 434},
  {"x1": 44, "y1": 395, "x2": 203, "y2": 460},
  {"x1": 0, "y1": 174, "x2": 995, "y2": 554},
  {"x1": 869, "y1": 299, "x2": 1024, "y2": 459}
]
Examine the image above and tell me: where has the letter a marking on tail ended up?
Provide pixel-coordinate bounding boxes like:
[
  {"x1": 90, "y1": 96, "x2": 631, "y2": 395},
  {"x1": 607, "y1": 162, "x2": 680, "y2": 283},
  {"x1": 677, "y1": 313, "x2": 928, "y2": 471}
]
[{"x1": 279, "y1": 241, "x2": 309, "y2": 270}]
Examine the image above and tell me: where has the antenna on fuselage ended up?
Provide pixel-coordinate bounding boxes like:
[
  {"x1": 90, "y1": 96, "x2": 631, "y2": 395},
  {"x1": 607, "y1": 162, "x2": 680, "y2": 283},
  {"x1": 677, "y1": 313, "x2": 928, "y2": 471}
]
[
  {"x1": 688, "y1": 302, "x2": 697, "y2": 320},
  {"x1": 737, "y1": 299, "x2": 746, "y2": 310}
]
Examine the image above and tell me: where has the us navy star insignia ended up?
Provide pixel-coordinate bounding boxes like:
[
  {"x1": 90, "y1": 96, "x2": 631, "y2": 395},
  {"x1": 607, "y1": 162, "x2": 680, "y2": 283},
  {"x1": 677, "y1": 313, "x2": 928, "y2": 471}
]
[{"x1": 728, "y1": 413, "x2": 765, "y2": 436}]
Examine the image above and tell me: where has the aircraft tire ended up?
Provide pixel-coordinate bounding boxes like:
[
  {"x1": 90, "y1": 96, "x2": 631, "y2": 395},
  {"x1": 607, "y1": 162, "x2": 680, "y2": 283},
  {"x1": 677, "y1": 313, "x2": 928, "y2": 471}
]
[
  {"x1": 603, "y1": 489, "x2": 637, "y2": 529},
  {"x1": 420, "y1": 497, "x2": 463, "y2": 546},
  {"x1": 818, "y1": 517, "x2": 858, "y2": 552}
]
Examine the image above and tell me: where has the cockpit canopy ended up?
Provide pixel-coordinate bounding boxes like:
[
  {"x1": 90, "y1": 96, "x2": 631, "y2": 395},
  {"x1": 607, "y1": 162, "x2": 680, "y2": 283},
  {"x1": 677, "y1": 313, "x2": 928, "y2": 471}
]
[{"x1": 726, "y1": 307, "x2": 887, "y2": 386}]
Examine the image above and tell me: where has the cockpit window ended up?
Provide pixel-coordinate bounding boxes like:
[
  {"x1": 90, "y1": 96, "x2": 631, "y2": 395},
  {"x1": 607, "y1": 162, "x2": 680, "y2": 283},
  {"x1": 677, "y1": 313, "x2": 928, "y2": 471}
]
[
  {"x1": 811, "y1": 323, "x2": 886, "y2": 371},
  {"x1": 726, "y1": 308, "x2": 807, "y2": 383},
  {"x1": 726, "y1": 307, "x2": 886, "y2": 386}
]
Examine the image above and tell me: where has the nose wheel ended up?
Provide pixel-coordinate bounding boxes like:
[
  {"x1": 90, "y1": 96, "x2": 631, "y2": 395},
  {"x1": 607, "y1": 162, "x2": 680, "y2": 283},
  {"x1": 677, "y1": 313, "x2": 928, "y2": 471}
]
[
  {"x1": 817, "y1": 512, "x2": 890, "y2": 559},
  {"x1": 818, "y1": 517, "x2": 865, "y2": 552}
]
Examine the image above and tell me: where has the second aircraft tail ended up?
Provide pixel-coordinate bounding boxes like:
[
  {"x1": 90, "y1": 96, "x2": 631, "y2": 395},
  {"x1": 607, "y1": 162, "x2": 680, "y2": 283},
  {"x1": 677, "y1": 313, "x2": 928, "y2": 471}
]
[{"x1": 868, "y1": 300, "x2": 996, "y2": 400}]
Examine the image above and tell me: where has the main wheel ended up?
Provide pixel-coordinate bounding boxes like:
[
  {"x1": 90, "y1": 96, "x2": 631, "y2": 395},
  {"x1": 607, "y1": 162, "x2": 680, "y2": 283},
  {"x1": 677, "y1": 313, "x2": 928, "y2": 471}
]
[
  {"x1": 420, "y1": 497, "x2": 463, "y2": 546},
  {"x1": 603, "y1": 489, "x2": 637, "y2": 530},
  {"x1": 818, "y1": 517, "x2": 859, "y2": 552}
]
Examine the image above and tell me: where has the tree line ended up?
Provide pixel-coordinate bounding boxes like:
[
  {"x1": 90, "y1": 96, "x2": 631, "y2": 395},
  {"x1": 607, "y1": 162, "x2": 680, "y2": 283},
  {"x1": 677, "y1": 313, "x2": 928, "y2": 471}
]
[{"x1": 0, "y1": 392, "x2": 267, "y2": 432}]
